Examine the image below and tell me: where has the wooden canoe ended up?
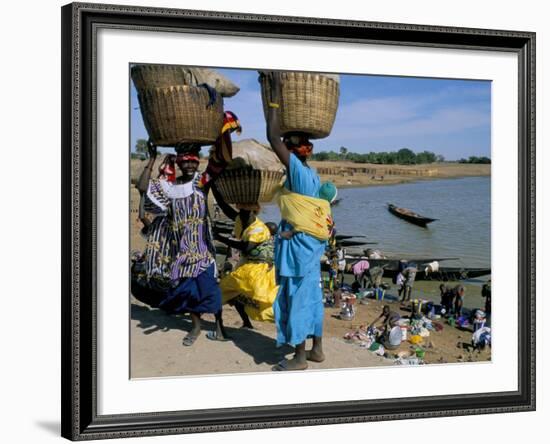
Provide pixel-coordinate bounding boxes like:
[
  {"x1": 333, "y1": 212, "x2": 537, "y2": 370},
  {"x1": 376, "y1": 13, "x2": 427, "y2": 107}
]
[{"x1": 387, "y1": 203, "x2": 438, "y2": 227}]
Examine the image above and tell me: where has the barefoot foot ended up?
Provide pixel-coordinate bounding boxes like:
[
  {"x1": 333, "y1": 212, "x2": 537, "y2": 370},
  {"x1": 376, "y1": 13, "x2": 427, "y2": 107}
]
[
  {"x1": 306, "y1": 349, "x2": 326, "y2": 363},
  {"x1": 182, "y1": 332, "x2": 199, "y2": 346},
  {"x1": 205, "y1": 330, "x2": 231, "y2": 341},
  {"x1": 272, "y1": 357, "x2": 308, "y2": 371}
]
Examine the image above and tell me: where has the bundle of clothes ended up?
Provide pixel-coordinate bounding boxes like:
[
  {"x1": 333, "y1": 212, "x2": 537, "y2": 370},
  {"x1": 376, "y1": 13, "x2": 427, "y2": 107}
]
[{"x1": 343, "y1": 326, "x2": 386, "y2": 356}]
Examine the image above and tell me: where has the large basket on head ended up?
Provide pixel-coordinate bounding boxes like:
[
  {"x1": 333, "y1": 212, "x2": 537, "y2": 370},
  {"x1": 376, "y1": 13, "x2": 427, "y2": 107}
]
[
  {"x1": 260, "y1": 71, "x2": 340, "y2": 139},
  {"x1": 137, "y1": 85, "x2": 224, "y2": 146},
  {"x1": 131, "y1": 64, "x2": 197, "y2": 90},
  {"x1": 214, "y1": 169, "x2": 285, "y2": 204}
]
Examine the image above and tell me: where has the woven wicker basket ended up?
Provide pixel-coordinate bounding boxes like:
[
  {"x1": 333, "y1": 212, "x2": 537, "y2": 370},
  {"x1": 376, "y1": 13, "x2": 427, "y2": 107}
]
[
  {"x1": 260, "y1": 72, "x2": 340, "y2": 139},
  {"x1": 131, "y1": 64, "x2": 196, "y2": 90},
  {"x1": 137, "y1": 85, "x2": 224, "y2": 146},
  {"x1": 215, "y1": 169, "x2": 285, "y2": 204}
]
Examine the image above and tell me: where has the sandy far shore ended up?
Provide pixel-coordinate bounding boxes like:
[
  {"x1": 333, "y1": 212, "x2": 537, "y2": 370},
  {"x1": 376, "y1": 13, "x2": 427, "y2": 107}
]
[
  {"x1": 130, "y1": 158, "x2": 490, "y2": 190},
  {"x1": 309, "y1": 161, "x2": 490, "y2": 188}
]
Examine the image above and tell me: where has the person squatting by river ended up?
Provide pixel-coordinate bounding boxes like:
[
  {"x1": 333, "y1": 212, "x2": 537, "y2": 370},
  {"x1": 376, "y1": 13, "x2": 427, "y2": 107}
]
[
  {"x1": 265, "y1": 71, "x2": 333, "y2": 371},
  {"x1": 439, "y1": 283, "x2": 466, "y2": 317},
  {"x1": 130, "y1": 111, "x2": 242, "y2": 347}
]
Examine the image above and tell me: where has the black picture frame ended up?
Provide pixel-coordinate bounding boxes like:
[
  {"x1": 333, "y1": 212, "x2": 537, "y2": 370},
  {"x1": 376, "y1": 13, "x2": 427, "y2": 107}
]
[{"x1": 61, "y1": 2, "x2": 536, "y2": 440}]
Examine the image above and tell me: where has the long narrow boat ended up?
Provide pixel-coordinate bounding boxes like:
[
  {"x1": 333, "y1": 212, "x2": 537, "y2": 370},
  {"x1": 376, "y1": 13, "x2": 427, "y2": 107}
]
[
  {"x1": 320, "y1": 262, "x2": 490, "y2": 281},
  {"x1": 213, "y1": 242, "x2": 489, "y2": 281},
  {"x1": 343, "y1": 256, "x2": 460, "y2": 267},
  {"x1": 337, "y1": 240, "x2": 378, "y2": 247},
  {"x1": 387, "y1": 203, "x2": 438, "y2": 227},
  {"x1": 382, "y1": 266, "x2": 490, "y2": 281},
  {"x1": 212, "y1": 223, "x2": 374, "y2": 245}
]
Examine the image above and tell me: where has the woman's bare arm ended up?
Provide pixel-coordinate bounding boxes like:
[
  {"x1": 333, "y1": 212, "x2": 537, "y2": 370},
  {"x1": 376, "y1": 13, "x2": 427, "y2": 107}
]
[
  {"x1": 136, "y1": 140, "x2": 157, "y2": 194},
  {"x1": 136, "y1": 141, "x2": 157, "y2": 228},
  {"x1": 214, "y1": 232, "x2": 257, "y2": 253},
  {"x1": 138, "y1": 196, "x2": 151, "y2": 230},
  {"x1": 211, "y1": 183, "x2": 239, "y2": 221},
  {"x1": 265, "y1": 72, "x2": 289, "y2": 168}
]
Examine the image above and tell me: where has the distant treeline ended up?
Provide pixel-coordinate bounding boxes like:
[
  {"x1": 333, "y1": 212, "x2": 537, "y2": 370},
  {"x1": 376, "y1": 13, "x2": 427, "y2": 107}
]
[
  {"x1": 310, "y1": 147, "x2": 442, "y2": 164},
  {"x1": 133, "y1": 139, "x2": 491, "y2": 165},
  {"x1": 458, "y1": 156, "x2": 491, "y2": 164},
  {"x1": 311, "y1": 147, "x2": 491, "y2": 165}
]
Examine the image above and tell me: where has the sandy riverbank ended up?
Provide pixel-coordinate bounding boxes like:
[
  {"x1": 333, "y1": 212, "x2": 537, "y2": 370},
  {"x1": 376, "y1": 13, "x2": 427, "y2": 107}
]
[
  {"x1": 130, "y1": 290, "x2": 490, "y2": 378},
  {"x1": 129, "y1": 158, "x2": 490, "y2": 378}
]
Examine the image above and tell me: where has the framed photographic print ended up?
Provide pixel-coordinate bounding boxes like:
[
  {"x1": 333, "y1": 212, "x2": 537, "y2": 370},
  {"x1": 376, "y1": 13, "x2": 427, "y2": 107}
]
[{"x1": 61, "y1": 2, "x2": 535, "y2": 440}]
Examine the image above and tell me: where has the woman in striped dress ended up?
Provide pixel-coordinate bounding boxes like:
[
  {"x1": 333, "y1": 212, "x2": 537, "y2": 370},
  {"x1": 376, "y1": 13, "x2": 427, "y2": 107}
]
[{"x1": 131, "y1": 112, "x2": 241, "y2": 346}]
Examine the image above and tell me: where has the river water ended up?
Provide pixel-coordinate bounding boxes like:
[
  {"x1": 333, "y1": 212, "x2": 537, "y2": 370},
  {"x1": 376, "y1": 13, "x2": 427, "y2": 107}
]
[
  {"x1": 261, "y1": 176, "x2": 491, "y2": 268},
  {"x1": 259, "y1": 176, "x2": 491, "y2": 308}
]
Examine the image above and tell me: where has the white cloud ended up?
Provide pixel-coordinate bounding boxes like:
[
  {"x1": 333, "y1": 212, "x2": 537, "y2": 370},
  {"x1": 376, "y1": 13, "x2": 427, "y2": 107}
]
[{"x1": 328, "y1": 88, "x2": 490, "y2": 151}]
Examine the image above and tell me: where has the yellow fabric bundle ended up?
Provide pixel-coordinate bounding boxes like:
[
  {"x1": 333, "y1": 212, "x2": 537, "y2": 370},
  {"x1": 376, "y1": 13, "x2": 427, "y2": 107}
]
[
  {"x1": 409, "y1": 335, "x2": 423, "y2": 345},
  {"x1": 220, "y1": 218, "x2": 277, "y2": 322},
  {"x1": 220, "y1": 263, "x2": 276, "y2": 322},
  {"x1": 233, "y1": 217, "x2": 270, "y2": 243},
  {"x1": 275, "y1": 188, "x2": 333, "y2": 241}
]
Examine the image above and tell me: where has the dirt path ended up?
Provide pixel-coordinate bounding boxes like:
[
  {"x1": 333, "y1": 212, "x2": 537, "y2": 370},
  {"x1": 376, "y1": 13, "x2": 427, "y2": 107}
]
[{"x1": 130, "y1": 294, "x2": 489, "y2": 378}]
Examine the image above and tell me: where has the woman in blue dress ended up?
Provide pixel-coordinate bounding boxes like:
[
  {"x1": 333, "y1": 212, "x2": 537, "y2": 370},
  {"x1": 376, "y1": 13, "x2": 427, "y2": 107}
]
[{"x1": 265, "y1": 72, "x2": 327, "y2": 370}]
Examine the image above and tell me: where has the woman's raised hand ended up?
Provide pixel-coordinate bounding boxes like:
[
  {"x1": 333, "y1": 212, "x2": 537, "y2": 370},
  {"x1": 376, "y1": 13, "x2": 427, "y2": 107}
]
[{"x1": 147, "y1": 139, "x2": 158, "y2": 159}]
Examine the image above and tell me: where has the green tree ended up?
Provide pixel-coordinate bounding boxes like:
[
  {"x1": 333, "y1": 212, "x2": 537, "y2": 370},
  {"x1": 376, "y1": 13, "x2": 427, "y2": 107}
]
[
  {"x1": 339, "y1": 146, "x2": 348, "y2": 160},
  {"x1": 396, "y1": 147, "x2": 416, "y2": 164},
  {"x1": 415, "y1": 150, "x2": 437, "y2": 164},
  {"x1": 312, "y1": 151, "x2": 330, "y2": 161},
  {"x1": 135, "y1": 138, "x2": 148, "y2": 158}
]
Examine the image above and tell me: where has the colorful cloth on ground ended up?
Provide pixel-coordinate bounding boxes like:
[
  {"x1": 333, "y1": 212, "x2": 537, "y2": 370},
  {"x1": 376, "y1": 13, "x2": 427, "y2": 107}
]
[
  {"x1": 275, "y1": 187, "x2": 333, "y2": 241},
  {"x1": 219, "y1": 217, "x2": 277, "y2": 322},
  {"x1": 274, "y1": 153, "x2": 326, "y2": 346}
]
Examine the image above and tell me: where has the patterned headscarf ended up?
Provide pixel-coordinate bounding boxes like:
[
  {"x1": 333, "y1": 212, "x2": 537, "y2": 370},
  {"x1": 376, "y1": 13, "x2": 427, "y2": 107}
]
[
  {"x1": 283, "y1": 134, "x2": 313, "y2": 158},
  {"x1": 174, "y1": 143, "x2": 201, "y2": 166},
  {"x1": 221, "y1": 110, "x2": 242, "y2": 137}
]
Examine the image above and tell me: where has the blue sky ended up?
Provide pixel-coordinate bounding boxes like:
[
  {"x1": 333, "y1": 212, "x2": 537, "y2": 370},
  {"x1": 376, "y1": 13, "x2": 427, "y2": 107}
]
[{"x1": 130, "y1": 68, "x2": 491, "y2": 160}]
